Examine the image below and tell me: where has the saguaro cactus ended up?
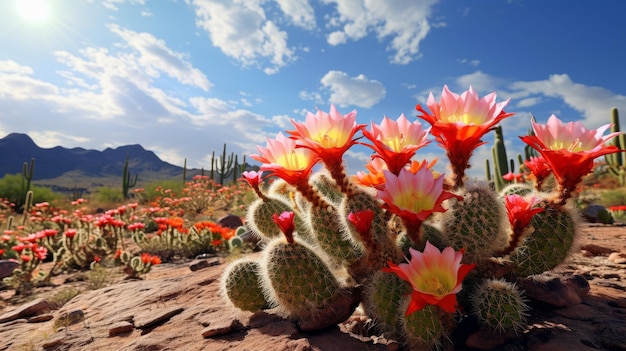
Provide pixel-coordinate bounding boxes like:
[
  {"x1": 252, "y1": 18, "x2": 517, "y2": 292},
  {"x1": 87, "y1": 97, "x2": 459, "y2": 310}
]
[
  {"x1": 604, "y1": 108, "x2": 626, "y2": 185},
  {"x1": 122, "y1": 155, "x2": 138, "y2": 199}
]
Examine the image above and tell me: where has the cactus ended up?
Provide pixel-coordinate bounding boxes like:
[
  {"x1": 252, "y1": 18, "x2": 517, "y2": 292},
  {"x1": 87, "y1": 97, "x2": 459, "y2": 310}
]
[
  {"x1": 222, "y1": 258, "x2": 271, "y2": 312},
  {"x1": 363, "y1": 271, "x2": 411, "y2": 334},
  {"x1": 210, "y1": 143, "x2": 241, "y2": 185},
  {"x1": 440, "y1": 181, "x2": 509, "y2": 263},
  {"x1": 260, "y1": 235, "x2": 341, "y2": 318},
  {"x1": 220, "y1": 99, "x2": 607, "y2": 349},
  {"x1": 17, "y1": 158, "x2": 35, "y2": 212},
  {"x1": 509, "y1": 202, "x2": 579, "y2": 276},
  {"x1": 470, "y1": 279, "x2": 529, "y2": 335},
  {"x1": 604, "y1": 108, "x2": 626, "y2": 185},
  {"x1": 122, "y1": 154, "x2": 138, "y2": 199},
  {"x1": 182, "y1": 158, "x2": 187, "y2": 184},
  {"x1": 400, "y1": 303, "x2": 445, "y2": 351}
]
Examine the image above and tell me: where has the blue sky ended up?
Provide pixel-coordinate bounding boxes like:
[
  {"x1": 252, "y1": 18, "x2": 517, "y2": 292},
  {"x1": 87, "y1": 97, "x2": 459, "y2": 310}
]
[{"x1": 1, "y1": 0, "x2": 625, "y2": 179}]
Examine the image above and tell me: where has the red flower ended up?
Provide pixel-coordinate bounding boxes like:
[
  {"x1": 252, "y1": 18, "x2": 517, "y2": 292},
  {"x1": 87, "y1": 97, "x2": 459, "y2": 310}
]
[
  {"x1": 520, "y1": 114, "x2": 621, "y2": 195},
  {"x1": 65, "y1": 229, "x2": 77, "y2": 238},
  {"x1": 416, "y1": 85, "x2": 513, "y2": 188},
  {"x1": 505, "y1": 195, "x2": 544, "y2": 234},
  {"x1": 362, "y1": 114, "x2": 430, "y2": 175},
  {"x1": 272, "y1": 211, "x2": 295, "y2": 239},
  {"x1": 347, "y1": 210, "x2": 375, "y2": 238}
]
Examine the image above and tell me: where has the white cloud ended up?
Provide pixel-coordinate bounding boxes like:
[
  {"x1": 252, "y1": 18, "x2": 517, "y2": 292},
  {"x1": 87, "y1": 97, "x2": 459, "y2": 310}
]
[
  {"x1": 455, "y1": 70, "x2": 505, "y2": 93},
  {"x1": 322, "y1": 0, "x2": 440, "y2": 64},
  {"x1": 190, "y1": 0, "x2": 296, "y2": 74},
  {"x1": 273, "y1": 0, "x2": 316, "y2": 30},
  {"x1": 28, "y1": 131, "x2": 91, "y2": 148},
  {"x1": 510, "y1": 74, "x2": 626, "y2": 128},
  {"x1": 101, "y1": 0, "x2": 145, "y2": 11},
  {"x1": 108, "y1": 24, "x2": 212, "y2": 91},
  {"x1": 320, "y1": 70, "x2": 386, "y2": 108},
  {"x1": 298, "y1": 90, "x2": 324, "y2": 105}
]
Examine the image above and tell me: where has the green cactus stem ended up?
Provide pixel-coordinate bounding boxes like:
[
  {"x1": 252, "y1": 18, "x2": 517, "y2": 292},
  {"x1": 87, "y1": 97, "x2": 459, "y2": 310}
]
[
  {"x1": 441, "y1": 182, "x2": 509, "y2": 263},
  {"x1": 18, "y1": 158, "x2": 35, "y2": 212},
  {"x1": 363, "y1": 271, "x2": 411, "y2": 335},
  {"x1": 400, "y1": 303, "x2": 445, "y2": 351},
  {"x1": 222, "y1": 258, "x2": 271, "y2": 312},
  {"x1": 470, "y1": 279, "x2": 529, "y2": 335},
  {"x1": 604, "y1": 108, "x2": 626, "y2": 186},
  {"x1": 122, "y1": 154, "x2": 138, "y2": 199},
  {"x1": 260, "y1": 235, "x2": 341, "y2": 319},
  {"x1": 509, "y1": 203, "x2": 578, "y2": 277}
]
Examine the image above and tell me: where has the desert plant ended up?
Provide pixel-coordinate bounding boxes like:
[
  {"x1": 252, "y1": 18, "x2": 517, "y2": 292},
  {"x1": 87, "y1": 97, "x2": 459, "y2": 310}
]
[{"x1": 221, "y1": 95, "x2": 621, "y2": 349}]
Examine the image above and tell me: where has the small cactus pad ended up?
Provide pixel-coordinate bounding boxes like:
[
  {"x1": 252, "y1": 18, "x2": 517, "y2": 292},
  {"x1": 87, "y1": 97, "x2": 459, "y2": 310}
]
[
  {"x1": 470, "y1": 278, "x2": 529, "y2": 334},
  {"x1": 222, "y1": 258, "x2": 270, "y2": 312},
  {"x1": 442, "y1": 182, "x2": 508, "y2": 262},
  {"x1": 262, "y1": 237, "x2": 341, "y2": 318},
  {"x1": 509, "y1": 205, "x2": 578, "y2": 276},
  {"x1": 364, "y1": 271, "x2": 411, "y2": 334}
]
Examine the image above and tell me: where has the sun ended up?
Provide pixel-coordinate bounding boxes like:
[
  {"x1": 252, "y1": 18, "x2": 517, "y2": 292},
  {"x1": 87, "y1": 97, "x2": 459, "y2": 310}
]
[{"x1": 16, "y1": 0, "x2": 52, "y2": 24}]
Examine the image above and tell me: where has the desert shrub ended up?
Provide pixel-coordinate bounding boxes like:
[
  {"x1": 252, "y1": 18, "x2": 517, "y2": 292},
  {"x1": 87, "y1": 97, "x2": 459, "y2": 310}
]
[
  {"x1": 141, "y1": 179, "x2": 184, "y2": 203},
  {"x1": 0, "y1": 174, "x2": 63, "y2": 207},
  {"x1": 92, "y1": 186, "x2": 124, "y2": 205},
  {"x1": 599, "y1": 187, "x2": 626, "y2": 207},
  {"x1": 48, "y1": 287, "x2": 81, "y2": 308}
]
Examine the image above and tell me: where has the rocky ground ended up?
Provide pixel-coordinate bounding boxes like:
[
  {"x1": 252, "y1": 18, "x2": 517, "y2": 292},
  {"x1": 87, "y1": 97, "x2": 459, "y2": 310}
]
[{"x1": 0, "y1": 223, "x2": 624, "y2": 351}]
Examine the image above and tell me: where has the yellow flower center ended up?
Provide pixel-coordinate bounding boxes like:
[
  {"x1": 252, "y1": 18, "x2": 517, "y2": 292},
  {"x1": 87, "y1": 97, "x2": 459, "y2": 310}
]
[
  {"x1": 312, "y1": 128, "x2": 349, "y2": 148},
  {"x1": 443, "y1": 113, "x2": 486, "y2": 125},
  {"x1": 548, "y1": 138, "x2": 584, "y2": 152},
  {"x1": 382, "y1": 134, "x2": 407, "y2": 152},
  {"x1": 393, "y1": 192, "x2": 435, "y2": 213},
  {"x1": 276, "y1": 151, "x2": 310, "y2": 170},
  {"x1": 414, "y1": 269, "x2": 456, "y2": 298}
]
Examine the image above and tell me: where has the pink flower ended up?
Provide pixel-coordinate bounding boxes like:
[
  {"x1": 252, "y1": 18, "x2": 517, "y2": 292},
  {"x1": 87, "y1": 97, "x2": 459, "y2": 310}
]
[
  {"x1": 33, "y1": 244, "x2": 47, "y2": 260},
  {"x1": 362, "y1": 114, "x2": 430, "y2": 175},
  {"x1": 520, "y1": 115, "x2": 621, "y2": 194},
  {"x1": 375, "y1": 163, "x2": 459, "y2": 226},
  {"x1": 65, "y1": 229, "x2": 77, "y2": 239},
  {"x1": 288, "y1": 104, "x2": 365, "y2": 166},
  {"x1": 416, "y1": 85, "x2": 513, "y2": 188},
  {"x1": 241, "y1": 171, "x2": 264, "y2": 188},
  {"x1": 383, "y1": 242, "x2": 476, "y2": 315},
  {"x1": 272, "y1": 211, "x2": 296, "y2": 243},
  {"x1": 250, "y1": 132, "x2": 319, "y2": 185}
]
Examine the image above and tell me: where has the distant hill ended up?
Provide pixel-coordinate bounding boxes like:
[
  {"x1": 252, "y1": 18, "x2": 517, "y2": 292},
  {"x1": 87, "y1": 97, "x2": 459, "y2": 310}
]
[{"x1": 0, "y1": 133, "x2": 188, "y2": 193}]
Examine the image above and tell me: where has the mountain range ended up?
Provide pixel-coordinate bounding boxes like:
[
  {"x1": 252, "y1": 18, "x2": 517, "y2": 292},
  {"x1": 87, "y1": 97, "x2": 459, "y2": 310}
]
[{"x1": 0, "y1": 133, "x2": 190, "y2": 192}]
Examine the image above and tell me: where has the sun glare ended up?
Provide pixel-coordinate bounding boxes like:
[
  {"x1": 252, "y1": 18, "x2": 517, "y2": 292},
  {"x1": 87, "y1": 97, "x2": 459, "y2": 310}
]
[{"x1": 16, "y1": 0, "x2": 52, "y2": 24}]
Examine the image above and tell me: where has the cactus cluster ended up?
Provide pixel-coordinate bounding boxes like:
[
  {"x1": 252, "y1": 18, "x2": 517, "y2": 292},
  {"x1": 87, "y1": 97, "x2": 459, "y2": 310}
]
[{"x1": 220, "y1": 96, "x2": 620, "y2": 349}]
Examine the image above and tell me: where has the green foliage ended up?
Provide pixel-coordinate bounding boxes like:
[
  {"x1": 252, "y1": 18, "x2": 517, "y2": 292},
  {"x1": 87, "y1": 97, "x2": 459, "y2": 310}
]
[
  {"x1": 261, "y1": 237, "x2": 341, "y2": 318},
  {"x1": 92, "y1": 186, "x2": 125, "y2": 204},
  {"x1": 141, "y1": 179, "x2": 185, "y2": 203},
  {"x1": 0, "y1": 174, "x2": 62, "y2": 206},
  {"x1": 599, "y1": 187, "x2": 626, "y2": 207},
  {"x1": 604, "y1": 108, "x2": 626, "y2": 186}
]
